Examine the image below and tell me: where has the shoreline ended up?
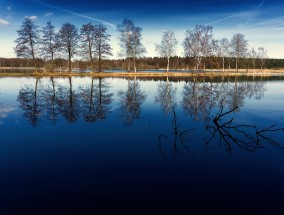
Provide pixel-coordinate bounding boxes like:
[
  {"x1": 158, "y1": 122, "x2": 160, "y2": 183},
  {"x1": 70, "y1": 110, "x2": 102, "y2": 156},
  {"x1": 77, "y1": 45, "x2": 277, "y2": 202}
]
[{"x1": 0, "y1": 68, "x2": 284, "y2": 77}]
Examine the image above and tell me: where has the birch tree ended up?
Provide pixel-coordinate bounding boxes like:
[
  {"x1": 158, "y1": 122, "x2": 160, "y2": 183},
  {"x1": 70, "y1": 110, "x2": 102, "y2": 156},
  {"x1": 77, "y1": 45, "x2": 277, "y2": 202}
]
[
  {"x1": 15, "y1": 17, "x2": 40, "y2": 67},
  {"x1": 219, "y1": 38, "x2": 230, "y2": 71},
  {"x1": 250, "y1": 48, "x2": 257, "y2": 72},
  {"x1": 183, "y1": 25, "x2": 213, "y2": 70},
  {"x1": 57, "y1": 23, "x2": 79, "y2": 72},
  {"x1": 117, "y1": 19, "x2": 145, "y2": 72},
  {"x1": 257, "y1": 47, "x2": 267, "y2": 70},
  {"x1": 155, "y1": 30, "x2": 178, "y2": 72},
  {"x1": 231, "y1": 33, "x2": 248, "y2": 72}
]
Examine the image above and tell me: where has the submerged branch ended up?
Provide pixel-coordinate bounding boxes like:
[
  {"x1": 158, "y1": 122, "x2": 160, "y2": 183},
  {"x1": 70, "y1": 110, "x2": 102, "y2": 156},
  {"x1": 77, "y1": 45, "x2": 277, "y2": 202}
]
[
  {"x1": 206, "y1": 105, "x2": 284, "y2": 153},
  {"x1": 159, "y1": 107, "x2": 195, "y2": 160}
]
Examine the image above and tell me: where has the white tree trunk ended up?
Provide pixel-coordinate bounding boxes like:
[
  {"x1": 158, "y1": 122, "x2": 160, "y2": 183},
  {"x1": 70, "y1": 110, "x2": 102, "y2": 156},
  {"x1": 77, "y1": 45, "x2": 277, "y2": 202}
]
[
  {"x1": 167, "y1": 56, "x2": 170, "y2": 72},
  {"x1": 133, "y1": 57, "x2": 137, "y2": 73}
]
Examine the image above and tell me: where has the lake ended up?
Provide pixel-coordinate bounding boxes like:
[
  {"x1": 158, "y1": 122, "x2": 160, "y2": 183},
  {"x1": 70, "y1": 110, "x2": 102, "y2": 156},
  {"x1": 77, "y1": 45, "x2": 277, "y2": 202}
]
[{"x1": 1, "y1": 75, "x2": 284, "y2": 214}]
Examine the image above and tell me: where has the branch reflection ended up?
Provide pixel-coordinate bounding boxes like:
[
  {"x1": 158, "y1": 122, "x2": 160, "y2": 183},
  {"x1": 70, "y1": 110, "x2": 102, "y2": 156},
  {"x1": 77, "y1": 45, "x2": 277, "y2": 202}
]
[
  {"x1": 205, "y1": 104, "x2": 284, "y2": 153},
  {"x1": 159, "y1": 107, "x2": 195, "y2": 160}
]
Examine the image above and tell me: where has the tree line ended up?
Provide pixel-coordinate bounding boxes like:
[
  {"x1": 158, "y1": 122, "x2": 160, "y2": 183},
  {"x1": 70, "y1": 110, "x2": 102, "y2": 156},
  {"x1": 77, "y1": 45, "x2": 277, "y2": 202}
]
[
  {"x1": 4, "y1": 17, "x2": 280, "y2": 72},
  {"x1": 2, "y1": 56, "x2": 284, "y2": 71}
]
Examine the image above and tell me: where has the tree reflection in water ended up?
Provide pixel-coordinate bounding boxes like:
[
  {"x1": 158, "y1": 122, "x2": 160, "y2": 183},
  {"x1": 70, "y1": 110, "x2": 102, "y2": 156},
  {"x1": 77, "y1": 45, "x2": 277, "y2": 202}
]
[
  {"x1": 57, "y1": 77, "x2": 80, "y2": 123},
  {"x1": 118, "y1": 78, "x2": 146, "y2": 126},
  {"x1": 79, "y1": 77, "x2": 113, "y2": 123},
  {"x1": 155, "y1": 77, "x2": 177, "y2": 115},
  {"x1": 181, "y1": 76, "x2": 267, "y2": 122},
  {"x1": 17, "y1": 77, "x2": 43, "y2": 127},
  {"x1": 17, "y1": 77, "x2": 113, "y2": 125},
  {"x1": 182, "y1": 77, "x2": 218, "y2": 122},
  {"x1": 17, "y1": 76, "x2": 282, "y2": 153},
  {"x1": 42, "y1": 77, "x2": 59, "y2": 124}
]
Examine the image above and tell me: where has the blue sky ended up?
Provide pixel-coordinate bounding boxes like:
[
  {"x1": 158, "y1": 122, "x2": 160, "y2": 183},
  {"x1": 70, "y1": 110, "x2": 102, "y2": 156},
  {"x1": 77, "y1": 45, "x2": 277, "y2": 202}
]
[{"x1": 0, "y1": 0, "x2": 284, "y2": 58}]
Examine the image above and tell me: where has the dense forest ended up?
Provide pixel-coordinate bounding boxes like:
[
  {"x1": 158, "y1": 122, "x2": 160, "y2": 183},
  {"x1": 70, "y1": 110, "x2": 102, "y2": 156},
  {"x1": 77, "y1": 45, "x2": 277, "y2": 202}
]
[{"x1": 1, "y1": 57, "x2": 284, "y2": 71}]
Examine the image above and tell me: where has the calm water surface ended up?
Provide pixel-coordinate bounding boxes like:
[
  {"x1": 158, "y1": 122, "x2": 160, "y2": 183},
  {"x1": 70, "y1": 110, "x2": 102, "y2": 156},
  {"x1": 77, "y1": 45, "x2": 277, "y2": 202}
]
[{"x1": 0, "y1": 76, "x2": 284, "y2": 214}]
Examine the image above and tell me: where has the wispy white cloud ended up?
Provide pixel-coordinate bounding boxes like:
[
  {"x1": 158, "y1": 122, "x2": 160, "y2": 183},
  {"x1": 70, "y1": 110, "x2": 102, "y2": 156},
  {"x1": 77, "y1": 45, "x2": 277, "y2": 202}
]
[
  {"x1": 62, "y1": 10, "x2": 116, "y2": 28},
  {"x1": 249, "y1": 16, "x2": 284, "y2": 29},
  {"x1": 0, "y1": 19, "x2": 10, "y2": 26},
  {"x1": 256, "y1": 0, "x2": 265, "y2": 10},
  {"x1": 206, "y1": 14, "x2": 236, "y2": 26},
  {"x1": 206, "y1": 1, "x2": 264, "y2": 27},
  {"x1": 206, "y1": 10, "x2": 261, "y2": 27},
  {"x1": 30, "y1": 0, "x2": 116, "y2": 28},
  {"x1": 25, "y1": 15, "x2": 38, "y2": 20},
  {"x1": 45, "y1": 12, "x2": 53, "y2": 17}
]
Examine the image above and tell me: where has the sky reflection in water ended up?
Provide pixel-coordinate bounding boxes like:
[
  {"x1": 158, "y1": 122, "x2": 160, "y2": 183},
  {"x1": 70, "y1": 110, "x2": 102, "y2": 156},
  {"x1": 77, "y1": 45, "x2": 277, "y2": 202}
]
[{"x1": 0, "y1": 76, "x2": 284, "y2": 213}]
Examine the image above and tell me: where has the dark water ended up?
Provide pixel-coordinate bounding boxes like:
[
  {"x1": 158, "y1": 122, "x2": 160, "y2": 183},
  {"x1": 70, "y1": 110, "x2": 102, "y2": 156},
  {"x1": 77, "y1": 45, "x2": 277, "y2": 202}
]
[{"x1": 0, "y1": 76, "x2": 284, "y2": 214}]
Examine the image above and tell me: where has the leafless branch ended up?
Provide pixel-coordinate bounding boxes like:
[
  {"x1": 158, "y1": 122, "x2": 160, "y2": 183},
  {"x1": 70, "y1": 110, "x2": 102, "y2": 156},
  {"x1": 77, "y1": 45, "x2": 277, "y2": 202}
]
[
  {"x1": 205, "y1": 105, "x2": 284, "y2": 153},
  {"x1": 159, "y1": 107, "x2": 195, "y2": 160}
]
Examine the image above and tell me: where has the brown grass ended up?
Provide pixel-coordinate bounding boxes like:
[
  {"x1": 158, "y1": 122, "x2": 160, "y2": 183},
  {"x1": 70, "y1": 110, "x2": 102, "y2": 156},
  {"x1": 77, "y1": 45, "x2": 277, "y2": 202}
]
[{"x1": 0, "y1": 68, "x2": 284, "y2": 78}]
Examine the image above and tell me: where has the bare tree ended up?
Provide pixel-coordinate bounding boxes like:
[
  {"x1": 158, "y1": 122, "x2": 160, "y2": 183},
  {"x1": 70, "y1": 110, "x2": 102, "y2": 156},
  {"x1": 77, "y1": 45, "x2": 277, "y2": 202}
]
[
  {"x1": 156, "y1": 30, "x2": 178, "y2": 72},
  {"x1": 219, "y1": 38, "x2": 230, "y2": 72},
  {"x1": 257, "y1": 47, "x2": 267, "y2": 70},
  {"x1": 231, "y1": 33, "x2": 248, "y2": 72},
  {"x1": 80, "y1": 23, "x2": 96, "y2": 71},
  {"x1": 249, "y1": 48, "x2": 257, "y2": 72},
  {"x1": 57, "y1": 23, "x2": 79, "y2": 72},
  {"x1": 117, "y1": 19, "x2": 145, "y2": 72},
  {"x1": 14, "y1": 17, "x2": 40, "y2": 68},
  {"x1": 93, "y1": 24, "x2": 113, "y2": 72},
  {"x1": 41, "y1": 21, "x2": 57, "y2": 71},
  {"x1": 80, "y1": 23, "x2": 112, "y2": 72},
  {"x1": 183, "y1": 25, "x2": 214, "y2": 70}
]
